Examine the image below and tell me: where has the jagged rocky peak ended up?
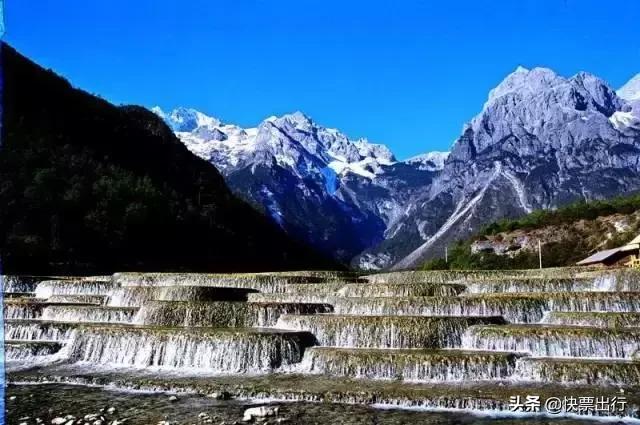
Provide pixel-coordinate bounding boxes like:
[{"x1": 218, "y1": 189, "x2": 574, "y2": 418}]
[
  {"x1": 618, "y1": 73, "x2": 640, "y2": 102},
  {"x1": 450, "y1": 65, "x2": 626, "y2": 161},
  {"x1": 484, "y1": 66, "x2": 560, "y2": 107},
  {"x1": 482, "y1": 66, "x2": 621, "y2": 115},
  {"x1": 374, "y1": 64, "x2": 640, "y2": 271},
  {"x1": 258, "y1": 111, "x2": 396, "y2": 167}
]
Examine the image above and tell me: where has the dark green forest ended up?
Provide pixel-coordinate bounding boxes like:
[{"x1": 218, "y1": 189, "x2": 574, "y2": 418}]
[{"x1": 0, "y1": 44, "x2": 336, "y2": 274}]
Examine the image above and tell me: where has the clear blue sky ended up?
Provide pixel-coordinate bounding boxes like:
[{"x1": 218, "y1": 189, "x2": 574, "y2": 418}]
[{"x1": 4, "y1": 0, "x2": 640, "y2": 159}]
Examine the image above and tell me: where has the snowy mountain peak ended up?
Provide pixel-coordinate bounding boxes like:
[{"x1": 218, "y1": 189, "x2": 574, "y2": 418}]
[
  {"x1": 285, "y1": 110, "x2": 313, "y2": 124},
  {"x1": 405, "y1": 151, "x2": 450, "y2": 171},
  {"x1": 153, "y1": 106, "x2": 222, "y2": 132},
  {"x1": 155, "y1": 107, "x2": 406, "y2": 181},
  {"x1": 618, "y1": 73, "x2": 640, "y2": 102}
]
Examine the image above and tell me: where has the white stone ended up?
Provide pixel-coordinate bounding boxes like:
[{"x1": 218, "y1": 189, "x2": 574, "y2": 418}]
[{"x1": 242, "y1": 406, "x2": 279, "y2": 422}]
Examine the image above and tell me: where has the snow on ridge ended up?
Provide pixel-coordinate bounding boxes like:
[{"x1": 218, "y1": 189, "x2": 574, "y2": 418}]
[
  {"x1": 609, "y1": 110, "x2": 640, "y2": 131},
  {"x1": 405, "y1": 151, "x2": 450, "y2": 171},
  {"x1": 155, "y1": 107, "x2": 408, "y2": 180},
  {"x1": 618, "y1": 73, "x2": 640, "y2": 102}
]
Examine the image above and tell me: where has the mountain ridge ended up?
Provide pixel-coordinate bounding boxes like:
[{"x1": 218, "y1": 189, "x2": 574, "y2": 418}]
[
  {"x1": 153, "y1": 66, "x2": 640, "y2": 271},
  {"x1": 0, "y1": 43, "x2": 337, "y2": 273},
  {"x1": 153, "y1": 106, "x2": 445, "y2": 264}
]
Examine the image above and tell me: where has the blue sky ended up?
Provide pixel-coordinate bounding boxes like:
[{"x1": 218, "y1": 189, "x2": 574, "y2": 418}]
[{"x1": 5, "y1": 0, "x2": 640, "y2": 159}]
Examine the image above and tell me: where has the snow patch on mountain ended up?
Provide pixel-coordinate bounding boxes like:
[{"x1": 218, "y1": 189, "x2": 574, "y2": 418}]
[
  {"x1": 618, "y1": 73, "x2": 640, "y2": 102},
  {"x1": 405, "y1": 151, "x2": 450, "y2": 171},
  {"x1": 610, "y1": 110, "x2": 640, "y2": 131}
]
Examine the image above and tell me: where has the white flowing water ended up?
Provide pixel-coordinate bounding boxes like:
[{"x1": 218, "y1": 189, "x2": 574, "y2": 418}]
[
  {"x1": 332, "y1": 297, "x2": 547, "y2": 323},
  {"x1": 105, "y1": 287, "x2": 156, "y2": 307},
  {"x1": 133, "y1": 301, "x2": 333, "y2": 327},
  {"x1": 2, "y1": 276, "x2": 41, "y2": 293},
  {"x1": 541, "y1": 311, "x2": 640, "y2": 327},
  {"x1": 547, "y1": 292, "x2": 640, "y2": 312},
  {"x1": 5, "y1": 341, "x2": 63, "y2": 360},
  {"x1": 66, "y1": 327, "x2": 314, "y2": 373},
  {"x1": 298, "y1": 347, "x2": 522, "y2": 382},
  {"x1": 513, "y1": 357, "x2": 640, "y2": 385},
  {"x1": 336, "y1": 283, "x2": 466, "y2": 298},
  {"x1": 35, "y1": 280, "x2": 114, "y2": 299},
  {"x1": 47, "y1": 295, "x2": 107, "y2": 304},
  {"x1": 276, "y1": 315, "x2": 504, "y2": 348},
  {"x1": 112, "y1": 272, "x2": 317, "y2": 293},
  {"x1": 4, "y1": 320, "x2": 76, "y2": 341},
  {"x1": 41, "y1": 305, "x2": 137, "y2": 323},
  {"x1": 4, "y1": 302, "x2": 43, "y2": 319},
  {"x1": 461, "y1": 325, "x2": 640, "y2": 358}
]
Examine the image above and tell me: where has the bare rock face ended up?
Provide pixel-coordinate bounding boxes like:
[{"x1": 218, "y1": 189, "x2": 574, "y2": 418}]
[{"x1": 376, "y1": 67, "x2": 640, "y2": 270}]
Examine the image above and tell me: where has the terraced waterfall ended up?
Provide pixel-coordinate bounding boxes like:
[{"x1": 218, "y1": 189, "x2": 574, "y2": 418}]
[{"x1": 5, "y1": 268, "x2": 640, "y2": 421}]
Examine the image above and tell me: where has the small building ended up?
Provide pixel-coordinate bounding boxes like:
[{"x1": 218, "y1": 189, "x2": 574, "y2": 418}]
[{"x1": 576, "y1": 235, "x2": 640, "y2": 267}]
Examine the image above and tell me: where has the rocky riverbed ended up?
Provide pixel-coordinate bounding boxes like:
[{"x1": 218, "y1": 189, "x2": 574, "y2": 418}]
[{"x1": 5, "y1": 384, "x2": 602, "y2": 425}]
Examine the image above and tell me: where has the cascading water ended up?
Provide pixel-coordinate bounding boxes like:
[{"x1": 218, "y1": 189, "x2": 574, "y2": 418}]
[
  {"x1": 332, "y1": 296, "x2": 547, "y2": 323},
  {"x1": 248, "y1": 293, "x2": 337, "y2": 305},
  {"x1": 41, "y1": 305, "x2": 137, "y2": 324},
  {"x1": 35, "y1": 280, "x2": 114, "y2": 299},
  {"x1": 48, "y1": 295, "x2": 107, "y2": 305},
  {"x1": 112, "y1": 272, "x2": 323, "y2": 293},
  {"x1": 2, "y1": 276, "x2": 42, "y2": 293},
  {"x1": 541, "y1": 311, "x2": 640, "y2": 327},
  {"x1": 134, "y1": 301, "x2": 333, "y2": 327},
  {"x1": 513, "y1": 357, "x2": 640, "y2": 385},
  {"x1": 276, "y1": 314, "x2": 505, "y2": 348},
  {"x1": 4, "y1": 320, "x2": 76, "y2": 341},
  {"x1": 284, "y1": 283, "x2": 345, "y2": 295},
  {"x1": 4, "y1": 301, "x2": 43, "y2": 319},
  {"x1": 8, "y1": 268, "x2": 640, "y2": 423},
  {"x1": 547, "y1": 292, "x2": 640, "y2": 312},
  {"x1": 67, "y1": 326, "x2": 315, "y2": 373},
  {"x1": 464, "y1": 278, "x2": 597, "y2": 294},
  {"x1": 337, "y1": 283, "x2": 466, "y2": 298},
  {"x1": 5, "y1": 341, "x2": 63, "y2": 360},
  {"x1": 298, "y1": 347, "x2": 522, "y2": 382},
  {"x1": 462, "y1": 325, "x2": 640, "y2": 358},
  {"x1": 106, "y1": 287, "x2": 156, "y2": 307}
]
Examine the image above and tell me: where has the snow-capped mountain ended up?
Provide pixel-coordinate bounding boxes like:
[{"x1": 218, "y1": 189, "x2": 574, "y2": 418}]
[
  {"x1": 155, "y1": 67, "x2": 640, "y2": 271},
  {"x1": 153, "y1": 107, "x2": 439, "y2": 263},
  {"x1": 360, "y1": 67, "x2": 640, "y2": 270},
  {"x1": 153, "y1": 108, "x2": 396, "y2": 178}
]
